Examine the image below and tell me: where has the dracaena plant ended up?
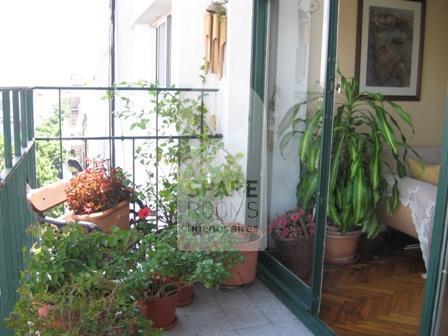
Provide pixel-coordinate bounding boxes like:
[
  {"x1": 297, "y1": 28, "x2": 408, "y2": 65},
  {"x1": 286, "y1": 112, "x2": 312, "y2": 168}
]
[{"x1": 279, "y1": 73, "x2": 420, "y2": 238}]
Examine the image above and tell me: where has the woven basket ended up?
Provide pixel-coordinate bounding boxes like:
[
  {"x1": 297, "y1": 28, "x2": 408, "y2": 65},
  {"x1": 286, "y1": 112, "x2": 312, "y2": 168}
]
[{"x1": 275, "y1": 236, "x2": 314, "y2": 280}]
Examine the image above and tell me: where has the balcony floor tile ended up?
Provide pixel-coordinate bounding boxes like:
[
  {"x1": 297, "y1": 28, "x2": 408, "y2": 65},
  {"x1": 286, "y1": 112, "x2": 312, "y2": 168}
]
[{"x1": 165, "y1": 280, "x2": 314, "y2": 336}]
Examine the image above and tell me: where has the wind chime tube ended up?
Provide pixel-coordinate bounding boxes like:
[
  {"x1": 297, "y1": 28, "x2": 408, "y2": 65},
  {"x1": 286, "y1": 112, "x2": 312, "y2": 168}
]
[
  {"x1": 204, "y1": 2, "x2": 227, "y2": 77},
  {"x1": 218, "y1": 15, "x2": 227, "y2": 79},
  {"x1": 204, "y1": 13, "x2": 213, "y2": 73},
  {"x1": 211, "y1": 13, "x2": 220, "y2": 74}
]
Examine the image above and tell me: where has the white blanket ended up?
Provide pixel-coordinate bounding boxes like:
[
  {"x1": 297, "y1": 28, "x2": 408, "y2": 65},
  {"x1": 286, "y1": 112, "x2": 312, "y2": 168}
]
[{"x1": 386, "y1": 175, "x2": 437, "y2": 269}]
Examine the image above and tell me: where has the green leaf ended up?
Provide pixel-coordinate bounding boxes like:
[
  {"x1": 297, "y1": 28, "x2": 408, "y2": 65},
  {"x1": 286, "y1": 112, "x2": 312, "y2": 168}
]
[
  {"x1": 300, "y1": 110, "x2": 322, "y2": 162},
  {"x1": 388, "y1": 101, "x2": 413, "y2": 128},
  {"x1": 278, "y1": 102, "x2": 305, "y2": 136}
]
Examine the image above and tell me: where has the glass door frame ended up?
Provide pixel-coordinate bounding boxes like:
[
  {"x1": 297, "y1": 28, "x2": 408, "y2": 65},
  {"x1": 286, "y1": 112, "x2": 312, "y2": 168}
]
[
  {"x1": 246, "y1": 0, "x2": 339, "y2": 334},
  {"x1": 420, "y1": 86, "x2": 448, "y2": 336}
]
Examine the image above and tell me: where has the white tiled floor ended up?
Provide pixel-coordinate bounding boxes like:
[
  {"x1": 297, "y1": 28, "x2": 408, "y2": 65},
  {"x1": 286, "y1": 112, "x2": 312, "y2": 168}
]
[{"x1": 165, "y1": 280, "x2": 315, "y2": 336}]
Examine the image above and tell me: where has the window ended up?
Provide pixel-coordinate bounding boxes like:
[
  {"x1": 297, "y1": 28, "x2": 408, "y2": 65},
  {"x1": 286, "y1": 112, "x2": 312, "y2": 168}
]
[{"x1": 155, "y1": 15, "x2": 172, "y2": 87}]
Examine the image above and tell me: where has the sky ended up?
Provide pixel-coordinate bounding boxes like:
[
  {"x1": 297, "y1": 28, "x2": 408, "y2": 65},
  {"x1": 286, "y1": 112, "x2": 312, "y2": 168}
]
[{"x1": 0, "y1": 0, "x2": 110, "y2": 86}]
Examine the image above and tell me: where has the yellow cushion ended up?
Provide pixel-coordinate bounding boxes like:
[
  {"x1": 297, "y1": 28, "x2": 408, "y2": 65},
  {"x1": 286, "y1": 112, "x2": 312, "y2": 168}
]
[{"x1": 407, "y1": 158, "x2": 440, "y2": 185}]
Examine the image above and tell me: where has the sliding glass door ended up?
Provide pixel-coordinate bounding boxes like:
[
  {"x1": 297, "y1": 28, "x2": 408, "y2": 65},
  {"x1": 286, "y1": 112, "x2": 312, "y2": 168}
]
[
  {"x1": 420, "y1": 86, "x2": 448, "y2": 336},
  {"x1": 248, "y1": 0, "x2": 339, "y2": 334}
]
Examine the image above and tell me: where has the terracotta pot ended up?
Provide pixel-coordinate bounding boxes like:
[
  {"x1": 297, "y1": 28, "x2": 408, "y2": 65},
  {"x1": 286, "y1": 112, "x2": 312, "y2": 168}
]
[
  {"x1": 177, "y1": 284, "x2": 194, "y2": 307},
  {"x1": 325, "y1": 225, "x2": 362, "y2": 265},
  {"x1": 274, "y1": 235, "x2": 314, "y2": 280},
  {"x1": 227, "y1": 222, "x2": 251, "y2": 243},
  {"x1": 222, "y1": 230, "x2": 263, "y2": 287},
  {"x1": 66, "y1": 201, "x2": 130, "y2": 233},
  {"x1": 37, "y1": 304, "x2": 78, "y2": 330},
  {"x1": 138, "y1": 290, "x2": 179, "y2": 330}
]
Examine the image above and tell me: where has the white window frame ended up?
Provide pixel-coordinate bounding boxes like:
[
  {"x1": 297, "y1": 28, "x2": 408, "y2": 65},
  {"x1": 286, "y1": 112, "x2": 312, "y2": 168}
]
[{"x1": 154, "y1": 14, "x2": 172, "y2": 87}]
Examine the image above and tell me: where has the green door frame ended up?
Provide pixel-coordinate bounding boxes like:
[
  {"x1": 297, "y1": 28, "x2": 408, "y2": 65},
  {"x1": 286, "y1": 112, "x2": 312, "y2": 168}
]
[
  {"x1": 249, "y1": 0, "x2": 448, "y2": 335},
  {"x1": 420, "y1": 86, "x2": 448, "y2": 336},
  {"x1": 247, "y1": 0, "x2": 339, "y2": 335}
]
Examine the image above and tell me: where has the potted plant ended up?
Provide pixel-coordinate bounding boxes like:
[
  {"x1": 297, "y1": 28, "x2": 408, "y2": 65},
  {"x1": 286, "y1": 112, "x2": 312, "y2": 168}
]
[
  {"x1": 125, "y1": 232, "x2": 180, "y2": 330},
  {"x1": 116, "y1": 79, "x2": 260, "y2": 286},
  {"x1": 65, "y1": 159, "x2": 133, "y2": 233},
  {"x1": 6, "y1": 224, "x2": 157, "y2": 335},
  {"x1": 279, "y1": 73, "x2": 419, "y2": 264},
  {"x1": 268, "y1": 208, "x2": 315, "y2": 279},
  {"x1": 219, "y1": 223, "x2": 263, "y2": 287}
]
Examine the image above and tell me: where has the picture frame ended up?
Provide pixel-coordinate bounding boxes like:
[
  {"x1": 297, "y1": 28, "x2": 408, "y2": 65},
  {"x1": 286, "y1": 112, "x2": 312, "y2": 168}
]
[{"x1": 355, "y1": 0, "x2": 426, "y2": 101}]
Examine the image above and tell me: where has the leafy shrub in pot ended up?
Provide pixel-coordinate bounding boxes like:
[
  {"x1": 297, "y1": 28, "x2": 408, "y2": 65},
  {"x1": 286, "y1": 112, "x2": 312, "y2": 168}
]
[
  {"x1": 65, "y1": 159, "x2": 133, "y2": 232},
  {"x1": 6, "y1": 225, "x2": 158, "y2": 335},
  {"x1": 125, "y1": 232, "x2": 181, "y2": 330}
]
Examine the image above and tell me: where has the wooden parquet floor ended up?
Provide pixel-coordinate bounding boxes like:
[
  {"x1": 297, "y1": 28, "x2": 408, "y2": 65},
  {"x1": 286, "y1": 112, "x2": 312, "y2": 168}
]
[{"x1": 320, "y1": 252, "x2": 426, "y2": 336}]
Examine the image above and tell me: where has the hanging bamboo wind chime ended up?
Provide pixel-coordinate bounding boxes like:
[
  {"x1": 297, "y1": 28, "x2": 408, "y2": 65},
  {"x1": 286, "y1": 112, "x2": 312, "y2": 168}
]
[{"x1": 204, "y1": 2, "x2": 227, "y2": 79}]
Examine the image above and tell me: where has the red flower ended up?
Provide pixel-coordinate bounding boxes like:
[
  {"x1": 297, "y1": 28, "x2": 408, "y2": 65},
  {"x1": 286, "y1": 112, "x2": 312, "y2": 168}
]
[{"x1": 138, "y1": 207, "x2": 152, "y2": 219}]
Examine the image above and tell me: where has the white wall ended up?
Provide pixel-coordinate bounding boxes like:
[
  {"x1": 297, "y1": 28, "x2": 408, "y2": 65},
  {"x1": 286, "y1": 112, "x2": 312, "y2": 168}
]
[
  {"x1": 170, "y1": 0, "x2": 253, "y2": 222},
  {"x1": 116, "y1": 0, "x2": 156, "y2": 83},
  {"x1": 170, "y1": 0, "x2": 253, "y2": 163}
]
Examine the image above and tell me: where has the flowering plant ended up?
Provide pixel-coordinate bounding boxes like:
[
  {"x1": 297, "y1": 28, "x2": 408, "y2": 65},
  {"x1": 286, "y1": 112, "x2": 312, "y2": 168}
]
[
  {"x1": 268, "y1": 208, "x2": 315, "y2": 240},
  {"x1": 66, "y1": 159, "x2": 132, "y2": 215}
]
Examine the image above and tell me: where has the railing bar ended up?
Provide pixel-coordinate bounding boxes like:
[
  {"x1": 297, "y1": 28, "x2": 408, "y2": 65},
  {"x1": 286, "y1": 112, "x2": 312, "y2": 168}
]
[
  {"x1": 109, "y1": 89, "x2": 116, "y2": 167},
  {"x1": 84, "y1": 139, "x2": 88, "y2": 168},
  {"x1": 200, "y1": 91, "x2": 205, "y2": 135},
  {"x1": 2, "y1": 91, "x2": 13, "y2": 168},
  {"x1": 31, "y1": 86, "x2": 219, "y2": 92},
  {"x1": 35, "y1": 134, "x2": 223, "y2": 141},
  {"x1": 12, "y1": 91, "x2": 21, "y2": 157},
  {"x1": 26, "y1": 89, "x2": 34, "y2": 140},
  {"x1": 20, "y1": 90, "x2": 28, "y2": 148},
  {"x1": 155, "y1": 91, "x2": 159, "y2": 230},
  {"x1": 58, "y1": 89, "x2": 63, "y2": 179},
  {"x1": 132, "y1": 138, "x2": 136, "y2": 222},
  {"x1": 0, "y1": 86, "x2": 219, "y2": 93}
]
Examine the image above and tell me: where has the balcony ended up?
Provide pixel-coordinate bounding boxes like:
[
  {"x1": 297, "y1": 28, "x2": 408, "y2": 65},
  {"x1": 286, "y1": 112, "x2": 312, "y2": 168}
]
[{"x1": 0, "y1": 85, "x2": 311, "y2": 336}]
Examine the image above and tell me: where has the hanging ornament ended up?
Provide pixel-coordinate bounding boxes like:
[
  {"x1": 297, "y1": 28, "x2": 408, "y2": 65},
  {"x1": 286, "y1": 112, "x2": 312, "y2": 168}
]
[{"x1": 204, "y1": 1, "x2": 227, "y2": 79}]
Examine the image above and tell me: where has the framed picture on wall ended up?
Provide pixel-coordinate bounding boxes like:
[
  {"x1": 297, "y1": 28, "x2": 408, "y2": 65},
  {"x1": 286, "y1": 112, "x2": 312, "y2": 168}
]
[{"x1": 355, "y1": 0, "x2": 426, "y2": 100}]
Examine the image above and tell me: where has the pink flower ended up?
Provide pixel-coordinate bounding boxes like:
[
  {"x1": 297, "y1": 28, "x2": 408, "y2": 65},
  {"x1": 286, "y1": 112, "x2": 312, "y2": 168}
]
[
  {"x1": 290, "y1": 213, "x2": 300, "y2": 222},
  {"x1": 278, "y1": 217, "x2": 288, "y2": 227}
]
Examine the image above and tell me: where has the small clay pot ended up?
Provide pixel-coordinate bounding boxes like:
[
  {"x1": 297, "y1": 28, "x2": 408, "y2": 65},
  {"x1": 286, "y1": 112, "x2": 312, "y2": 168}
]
[
  {"x1": 138, "y1": 290, "x2": 179, "y2": 330},
  {"x1": 177, "y1": 284, "x2": 194, "y2": 307},
  {"x1": 37, "y1": 304, "x2": 78, "y2": 330}
]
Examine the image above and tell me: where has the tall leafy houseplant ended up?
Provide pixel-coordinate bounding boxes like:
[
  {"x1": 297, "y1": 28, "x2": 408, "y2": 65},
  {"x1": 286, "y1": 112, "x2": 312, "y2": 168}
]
[{"x1": 279, "y1": 74, "x2": 419, "y2": 238}]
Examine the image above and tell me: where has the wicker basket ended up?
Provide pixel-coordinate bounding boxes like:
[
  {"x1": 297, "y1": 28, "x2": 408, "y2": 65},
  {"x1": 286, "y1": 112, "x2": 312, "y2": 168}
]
[{"x1": 275, "y1": 236, "x2": 314, "y2": 280}]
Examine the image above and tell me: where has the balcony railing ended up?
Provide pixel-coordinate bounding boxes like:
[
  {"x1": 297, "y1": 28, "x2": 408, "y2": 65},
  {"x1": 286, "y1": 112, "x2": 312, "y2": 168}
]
[{"x1": 0, "y1": 85, "x2": 219, "y2": 336}]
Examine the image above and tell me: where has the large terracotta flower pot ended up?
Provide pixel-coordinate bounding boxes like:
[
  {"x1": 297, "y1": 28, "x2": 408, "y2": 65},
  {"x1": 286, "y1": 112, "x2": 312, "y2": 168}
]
[
  {"x1": 325, "y1": 225, "x2": 362, "y2": 265},
  {"x1": 138, "y1": 291, "x2": 179, "y2": 330},
  {"x1": 274, "y1": 235, "x2": 314, "y2": 280},
  {"x1": 177, "y1": 284, "x2": 194, "y2": 307},
  {"x1": 222, "y1": 230, "x2": 263, "y2": 287},
  {"x1": 66, "y1": 201, "x2": 130, "y2": 233}
]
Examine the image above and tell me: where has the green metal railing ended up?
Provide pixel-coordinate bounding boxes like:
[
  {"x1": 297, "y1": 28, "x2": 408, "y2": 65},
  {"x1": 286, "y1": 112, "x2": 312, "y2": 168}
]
[
  {"x1": 0, "y1": 85, "x2": 219, "y2": 334},
  {"x1": 33, "y1": 86, "x2": 219, "y2": 226},
  {"x1": 0, "y1": 88, "x2": 36, "y2": 336}
]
